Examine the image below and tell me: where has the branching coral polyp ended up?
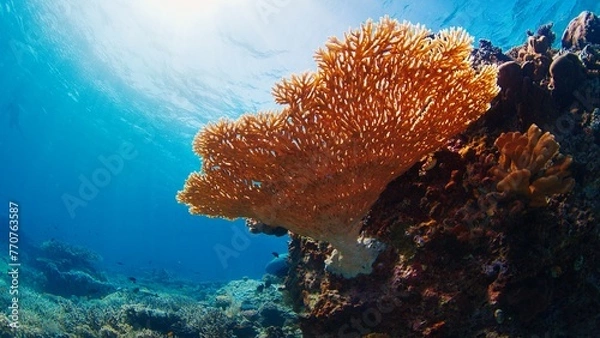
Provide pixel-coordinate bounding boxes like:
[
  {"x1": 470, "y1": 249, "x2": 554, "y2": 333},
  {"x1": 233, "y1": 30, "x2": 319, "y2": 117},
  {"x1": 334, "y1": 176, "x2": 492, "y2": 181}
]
[{"x1": 177, "y1": 17, "x2": 499, "y2": 278}]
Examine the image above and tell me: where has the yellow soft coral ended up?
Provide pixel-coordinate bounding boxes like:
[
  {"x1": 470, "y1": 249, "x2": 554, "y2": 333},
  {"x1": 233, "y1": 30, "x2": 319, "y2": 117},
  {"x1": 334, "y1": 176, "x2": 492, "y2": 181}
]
[
  {"x1": 490, "y1": 124, "x2": 575, "y2": 207},
  {"x1": 177, "y1": 17, "x2": 499, "y2": 277}
]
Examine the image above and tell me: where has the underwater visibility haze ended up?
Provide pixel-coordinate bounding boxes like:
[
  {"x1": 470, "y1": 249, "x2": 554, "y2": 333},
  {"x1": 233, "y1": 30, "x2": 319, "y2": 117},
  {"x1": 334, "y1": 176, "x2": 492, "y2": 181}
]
[{"x1": 1, "y1": 0, "x2": 600, "y2": 337}]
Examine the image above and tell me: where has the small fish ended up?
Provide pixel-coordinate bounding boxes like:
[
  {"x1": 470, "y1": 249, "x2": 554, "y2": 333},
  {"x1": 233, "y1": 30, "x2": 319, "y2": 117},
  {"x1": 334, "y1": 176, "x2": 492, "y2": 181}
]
[
  {"x1": 271, "y1": 252, "x2": 279, "y2": 258},
  {"x1": 116, "y1": 262, "x2": 124, "y2": 265},
  {"x1": 128, "y1": 277, "x2": 137, "y2": 283}
]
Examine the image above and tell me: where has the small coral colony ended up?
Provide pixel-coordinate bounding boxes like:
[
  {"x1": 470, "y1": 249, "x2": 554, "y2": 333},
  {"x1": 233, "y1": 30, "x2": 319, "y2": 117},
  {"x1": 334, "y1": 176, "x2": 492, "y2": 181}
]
[{"x1": 177, "y1": 10, "x2": 600, "y2": 336}]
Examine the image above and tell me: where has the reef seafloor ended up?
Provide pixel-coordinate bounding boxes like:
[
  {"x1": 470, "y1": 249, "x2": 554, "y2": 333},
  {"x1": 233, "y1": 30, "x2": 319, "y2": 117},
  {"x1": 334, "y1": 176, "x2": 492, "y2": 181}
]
[
  {"x1": 3, "y1": 10, "x2": 600, "y2": 338},
  {"x1": 0, "y1": 239, "x2": 301, "y2": 338}
]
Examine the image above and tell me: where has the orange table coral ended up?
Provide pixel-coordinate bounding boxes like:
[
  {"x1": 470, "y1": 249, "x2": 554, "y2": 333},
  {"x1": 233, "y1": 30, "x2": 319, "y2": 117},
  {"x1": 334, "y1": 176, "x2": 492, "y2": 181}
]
[
  {"x1": 177, "y1": 17, "x2": 499, "y2": 278},
  {"x1": 490, "y1": 124, "x2": 575, "y2": 206}
]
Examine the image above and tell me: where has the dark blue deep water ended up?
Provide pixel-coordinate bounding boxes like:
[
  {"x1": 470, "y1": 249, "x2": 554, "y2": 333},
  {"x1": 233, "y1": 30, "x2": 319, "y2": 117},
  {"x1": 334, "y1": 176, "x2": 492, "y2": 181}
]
[{"x1": 0, "y1": 2, "x2": 599, "y2": 335}]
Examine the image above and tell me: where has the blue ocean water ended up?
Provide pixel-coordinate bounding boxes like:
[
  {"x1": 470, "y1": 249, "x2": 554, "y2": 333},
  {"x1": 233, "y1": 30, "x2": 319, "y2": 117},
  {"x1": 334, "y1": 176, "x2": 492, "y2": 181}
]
[{"x1": 0, "y1": 0, "x2": 598, "y2": 285}]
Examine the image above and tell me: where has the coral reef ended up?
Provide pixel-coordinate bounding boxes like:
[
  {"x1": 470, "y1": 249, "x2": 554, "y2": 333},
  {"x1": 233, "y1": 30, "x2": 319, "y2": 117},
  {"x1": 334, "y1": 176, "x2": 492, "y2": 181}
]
[
  {"x1": 5, "y1": 10, "x2": 600, "y2": 338},
  {"x1": 489, "y1": 124, "x2": 575, "y2": 206},
  {"x1": 283, "y1": 11, "x2": 600, "y2": 337},
  {"x1": 470, "y1": 39, "x2": 514, "y2": 69},
  {"x1": 38, "y1": 240, "x2": 101, "y2": 273},
  {"x1": 123, "y1": 304, "x2": 180, "y2": 331},
  {"x1": 580, "y1": 43, "x2": 600, "y2": 71},
  {"x1": 510, "y1": 23, "x2": 555, "y2": 83},
  {"x1": 177, "y1": 17, "x2": 499, "y2": 278},
  {"x1": 487, "y1": 59, "x2": 559, "y2": 128},
  {"x1": 0, "y1": 275, "x2": 300, "y2": 338},
  {"x1": 562, "y1": 11, "x2": 600, "y2": 50},
  {"x1": 549, "y1": 52, "x2": 588, "y2": 107},
  {"x1": 33, "y1": 240, "x2": 114, "y2": 298},
  {"x1": 195, "y1": 308, "x2": 235, "y2": 338}
]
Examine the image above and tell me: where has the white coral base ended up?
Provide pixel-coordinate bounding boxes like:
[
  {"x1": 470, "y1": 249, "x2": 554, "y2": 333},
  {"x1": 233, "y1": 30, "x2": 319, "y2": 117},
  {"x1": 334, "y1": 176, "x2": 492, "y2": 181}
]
[{"x1": 324, "y1": 235, "x2": 386, "y2": 278}]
